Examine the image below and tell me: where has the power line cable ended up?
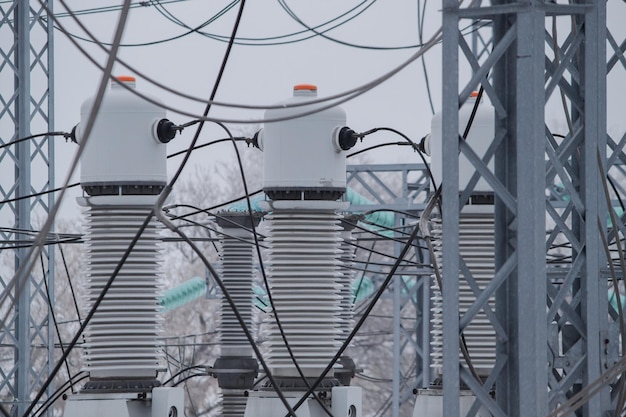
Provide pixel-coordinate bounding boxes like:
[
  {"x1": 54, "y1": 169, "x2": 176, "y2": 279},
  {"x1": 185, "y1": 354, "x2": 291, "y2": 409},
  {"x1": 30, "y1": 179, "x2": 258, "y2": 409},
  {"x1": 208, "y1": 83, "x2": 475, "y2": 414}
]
[
  {"x1": 54, "y1": 0, "x2": 239, "y2": 47},
  {"x1": 19, "y1": 2, "x2": 134, "y2": 415},
  {"x1": 32, "y1": 373, "x2": 89, "y2": 417},
  {"x1": 286, "y1": 209, "x2": 422, "y2": 416},
  {"x1": 0, "y1": 183, "x2": 80, "y2": 206},
  {"x1": 58, "y1": 244, "x2": 82, "y2": 324},
  {"x1": 205, "y1": 121, "x2": 334, "y2": 416},
  {"x1": 51, "y1": 0, "x2": 446, "y2": 121},
  {"x1": 148, "y1": 1, "x2": 299, "y2": 414},
  {"x1": 276, "y1": 0, "x2": 422, "y2": 50},
  {"x1": 0, "y1": 131, "x2": 70, "y2": 151},
  {"x1": 0, "y1": 0, "x2": 122, "y2": 330},
  {"x1": 39, "y1": 253, "x2": 76, "y2": 394}
]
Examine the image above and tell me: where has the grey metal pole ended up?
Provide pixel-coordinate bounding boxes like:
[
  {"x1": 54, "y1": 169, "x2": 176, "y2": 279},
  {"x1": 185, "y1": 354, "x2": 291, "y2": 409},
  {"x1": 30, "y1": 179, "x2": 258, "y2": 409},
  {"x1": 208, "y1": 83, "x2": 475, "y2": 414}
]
[
  {"x1": 442, "y1": 1, "x2": 461, "y2": 416},
  {"x1": 15, "y1": 2, "x2": 33, "y2": 415}
]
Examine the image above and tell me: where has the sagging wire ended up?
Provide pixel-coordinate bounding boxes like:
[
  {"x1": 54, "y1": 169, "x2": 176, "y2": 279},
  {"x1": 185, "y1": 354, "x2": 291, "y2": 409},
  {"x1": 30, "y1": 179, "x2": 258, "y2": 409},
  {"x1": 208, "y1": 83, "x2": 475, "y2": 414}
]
[
  {"x1": 0, "y1": 183, "x2": 80, "y2": 206},
  {"x1": 216, "y1": 122, "x2": 335, "y2": 417},
  {"x1": 0, "y1": 131, "x2": 71, "y2": 151},
  {"x1": 596, "y1": 150, "x2": 626, "y2": 417},
  {"x1": 32, "y1": 372, "x2": 89, "y2": 417},
  {"x1": 39, "y1": 252, "x2": 75, "y2": 394},
  {"x1": 147, "y1": 0, "x2": 297, "y2": 413},
  {"x1": 153, "y1": 0, "x2": 380, "y2": 48},
  {"x1": 284, "y1": 210, "x2": 422, "y2": 416},
  {"x1": 50, "y1": 0, "x2": 446, "y2": 123},
  {"x1": 355, "y1": 126, "x2": 436, "y2": 192},
  {"x1": 58, "y1": 245, "x2": 82, "y2": 324},
  {"x1": 20, "y1": 1, "x2": 134, "y2": 415}
]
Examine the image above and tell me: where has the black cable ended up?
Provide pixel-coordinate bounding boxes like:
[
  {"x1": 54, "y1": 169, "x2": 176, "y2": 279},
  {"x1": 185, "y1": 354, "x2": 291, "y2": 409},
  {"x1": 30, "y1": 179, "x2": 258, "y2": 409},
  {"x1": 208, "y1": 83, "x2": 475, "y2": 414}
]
[
  {"x1": 0, "y1": 131, "x2": 70, "y2": 151},
  {"x1": 32, "y1": 373, "x2": 89, "y2": 417},
  {"x1": 347, "y1": 141, "x2": 410, "y2": 158},
  {"x1": 0, "y1": 183, "x2": 80, "y2": 206},
  {"x1": 417, "y1": 0, "x2": 435, "y2": 114},
  {"x1": 166, "y1": 137, "x2": 247, "y2": 158},
  {"x1": 164, "y1": 189, "x2": 263, "y2": 220},
  {"x1": 276, "y1": 0, "x2": 423, "y2": 50},
  {"x1": 50, "y1": 0, "x2": 446, "y2": 122},
  {"x1": 47, "y1": 0, "x2": 190, "y2": 18},
  {"x1": 149, "y1": 0, "x2": 297, "y2": 413},
  {"x1": 21, "y1": 3, "x2": 134, "y2": 414},
  {"x1": 217, "y1": 121, "x2": 334, "y2": 416},
  {"x1": 357, "y1": 126, "x2": 436, "y2": 192},
  {"x1": 39, "y1": 253, "x2": 75, "y2": 394},
  {"x1": 55, "y1": 1, "x2": 239, "y2": 47},
  {"x1": 154, "y1": 0, "x2": 391, "y2": 48},
  {"x1": 286, "y1": 217, "x2": 422, "y2": 416},
  {"x1": 608, "y1": 175, "x2": 626, "y2": 212},
  {"x1": 163, "y1": 365, "x2": 207, "y2": 386},
  {"x1": 171, "y1": 371, "x2": 210, "y2": 387},
  {"x1": 59, "y1": 244, "x2": 82, "y2": 323}
]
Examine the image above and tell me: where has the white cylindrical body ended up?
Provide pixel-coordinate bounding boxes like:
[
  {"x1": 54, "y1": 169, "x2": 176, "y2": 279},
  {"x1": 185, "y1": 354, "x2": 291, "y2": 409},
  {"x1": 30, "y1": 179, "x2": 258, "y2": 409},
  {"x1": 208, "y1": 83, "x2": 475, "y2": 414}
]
[
  {"x1": 430, "y1": 94, "x2": 495, "y2": 193},
  {"x1": 430, "y1": 205, "x2": 496, "y2": 376},
  {"x1": 81, "y1": 196, "x2": 164, "y2": 379},
  {"x1": 78, "y1": 76, "x2": 167, "y2": 188},
  {"x1": 219, "y1": 225, "x2": 255, "y2": 358},
  {"x1": 264, "y1": 208, "x2": 342, "y2": 378},
  {"x1": 262, "y1": 85, "x2": 347, "y2": 196}
]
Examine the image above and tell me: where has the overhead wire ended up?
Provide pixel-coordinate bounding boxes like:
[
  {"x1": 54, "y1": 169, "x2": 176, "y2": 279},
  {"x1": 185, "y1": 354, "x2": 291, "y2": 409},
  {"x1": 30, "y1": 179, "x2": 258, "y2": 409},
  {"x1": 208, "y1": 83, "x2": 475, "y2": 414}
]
[
  {"x1": 147, "y1": 0, "x2": 299, "y2": 414},
  {"x1": 0, "y1": 131, "x2": 71, "y2": 151},
  {"x1": 19, "y1": 2, "x2": 134, "y2": 415},
  {"x1": 0, "y1": 183, "x2": 81, "y2": 206},
  {"x1": 58, "y1": 244, "x2": 82, "y2": 324},
  {"x1": 39, "y1": 253, "x2": 75, "y2": 394},
  {"x1": 50, "y1": 0, "x2": 446, "y2": 122},
  {"x1": 55, "y1": 0, "x2": 240, "y2": 47},
  {"x1": 32, "y1": 373, "x2": 89, "y2": 417},
  {"x1": 285, "y1": 210, "x2": 422, "y2": 416},
  {"x1": 151, "y1": 0, "x2": 388, "y2": 48},
  {"x1": 214, "y1": 122, "x2": 336, "y2": 416}
]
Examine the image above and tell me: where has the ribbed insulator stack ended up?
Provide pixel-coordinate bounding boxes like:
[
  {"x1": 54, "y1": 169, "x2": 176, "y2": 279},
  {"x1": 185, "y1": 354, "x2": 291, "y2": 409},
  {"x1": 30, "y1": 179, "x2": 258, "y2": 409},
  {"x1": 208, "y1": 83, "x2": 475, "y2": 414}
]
[
  {"x1": 430, "y1": 208, "x2": 496, "y2": 376},
  {"x1": 265, "y1": 209, "x2": 342, "y2": 378},
  {"x1": 429, "y1": 217, "x2": 443, "y2": 374},
  {"x1": 75, "y1": 76, "x2": 170, "y2": 385},
  {"x1": 221, "y1": 392, "x2": 248, "y2": 417},
  {"x1": 82, "y1": 203, "x2": 163, "y2": 379},
  {"x1": 213, "y1": 214, "x2": 260, "y2": 417},
  {"x1": 220, "y1": 224, "x2": 256, "y2": 358},
  {"x1": 338, "y1": 224, "x2": 356, "y2": 344}
]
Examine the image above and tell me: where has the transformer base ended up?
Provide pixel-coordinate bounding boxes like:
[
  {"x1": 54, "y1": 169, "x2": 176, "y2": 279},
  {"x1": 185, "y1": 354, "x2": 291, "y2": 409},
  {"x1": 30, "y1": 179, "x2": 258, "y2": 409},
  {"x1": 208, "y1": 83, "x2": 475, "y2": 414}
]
[
  {"x1": 413, "y1": 389, "x2": 489, "y2": 417},
  {"x1": 243, "y1": 386, "x2": 361, "y2": 417},
  {"x1": 63, "y1": 387, "x2": 184, "y2": 417}
]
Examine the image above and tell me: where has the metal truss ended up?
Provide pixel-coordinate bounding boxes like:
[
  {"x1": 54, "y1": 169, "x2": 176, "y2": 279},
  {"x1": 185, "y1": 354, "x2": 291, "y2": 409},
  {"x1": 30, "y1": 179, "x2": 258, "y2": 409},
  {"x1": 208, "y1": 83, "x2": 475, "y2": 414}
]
[
  {"x1": 346, "y1": 163, "x2": 431, "y2": 417},
  {"x1": 440, "y1": 1, "x2": 625, "y2": 416},
  {"x1": 0, "y1": 1, "x2": 55, "y2": 416}
]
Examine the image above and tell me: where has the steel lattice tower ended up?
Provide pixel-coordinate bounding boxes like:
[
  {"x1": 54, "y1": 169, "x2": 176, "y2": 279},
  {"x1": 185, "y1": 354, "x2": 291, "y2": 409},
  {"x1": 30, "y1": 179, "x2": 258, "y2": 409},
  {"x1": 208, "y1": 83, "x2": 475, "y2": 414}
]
[
  {"x1": 0, "y1": 1, "x2": 55, "y2": 416},
  {"x1": 440, "y1": 1, "x2": 625, "y2": 416}
]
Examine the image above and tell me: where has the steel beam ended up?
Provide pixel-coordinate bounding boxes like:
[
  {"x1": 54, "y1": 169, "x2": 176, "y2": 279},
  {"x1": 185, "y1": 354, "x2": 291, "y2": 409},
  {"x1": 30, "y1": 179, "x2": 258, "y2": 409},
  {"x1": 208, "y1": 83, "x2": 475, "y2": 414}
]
[{"x1": 0, "y1": 1, "x2": 55, "y2": 415}]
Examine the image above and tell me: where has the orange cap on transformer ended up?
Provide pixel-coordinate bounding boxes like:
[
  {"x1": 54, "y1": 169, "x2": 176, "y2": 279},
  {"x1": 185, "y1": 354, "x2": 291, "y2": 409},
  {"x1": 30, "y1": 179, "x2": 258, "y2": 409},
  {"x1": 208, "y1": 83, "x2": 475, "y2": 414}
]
[
  {"x1": 470, "y1": 91, "x2": 479, "y2": 97},
  {"x1": 116, "y1": 75, "x2": 136, "y2": 82},
  {"x1": 293, "y1": 84, "x2": 317, "y2": 91}
]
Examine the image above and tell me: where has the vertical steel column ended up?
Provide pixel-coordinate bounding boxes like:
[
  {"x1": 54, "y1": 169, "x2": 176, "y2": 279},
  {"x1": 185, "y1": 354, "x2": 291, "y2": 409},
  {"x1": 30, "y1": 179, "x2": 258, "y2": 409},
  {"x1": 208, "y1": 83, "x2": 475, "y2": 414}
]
[
  {"x1": 0, "y1": 1, "x2": 55, "y2": 415},
  {"x1": 441, "y1": 2, "x2": 461, "y2": 416},
  {"x1": 442, "y1": 1, "x2": 611, "y2": 415},
  {"x1": 501, "y1": 6, "x2": 548, "y2": 415}
]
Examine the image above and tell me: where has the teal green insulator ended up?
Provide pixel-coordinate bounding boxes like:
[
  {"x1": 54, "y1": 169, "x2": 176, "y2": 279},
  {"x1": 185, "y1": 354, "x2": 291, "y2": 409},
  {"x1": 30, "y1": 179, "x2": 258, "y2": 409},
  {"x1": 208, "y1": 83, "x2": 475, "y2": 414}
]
[{"x1": 160, "y1": 277, "x2": 207, "y2": 312}]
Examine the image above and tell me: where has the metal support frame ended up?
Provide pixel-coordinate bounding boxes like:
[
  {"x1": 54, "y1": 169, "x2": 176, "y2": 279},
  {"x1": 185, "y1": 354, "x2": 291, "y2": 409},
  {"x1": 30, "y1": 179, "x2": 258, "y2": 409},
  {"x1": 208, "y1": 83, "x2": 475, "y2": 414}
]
[
  {"x1": 0, "y1": 1, "x2": 55, "y2": 415},
  {"x1": 442, "y1": 1, "x2": 617, "y2": 416},
  {"x1": 346, "y1": 163, "x2": 431, "y2": 416}
]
